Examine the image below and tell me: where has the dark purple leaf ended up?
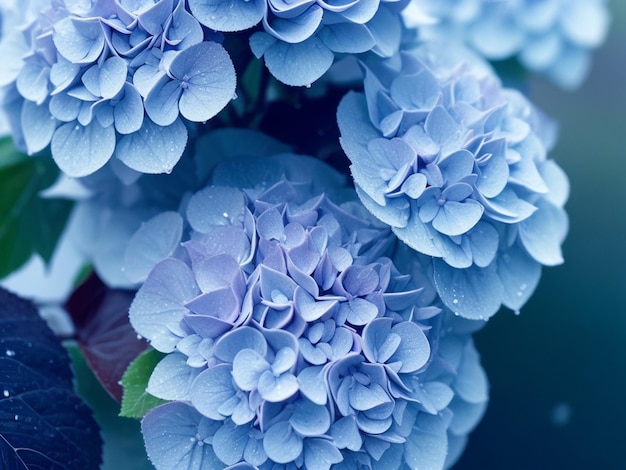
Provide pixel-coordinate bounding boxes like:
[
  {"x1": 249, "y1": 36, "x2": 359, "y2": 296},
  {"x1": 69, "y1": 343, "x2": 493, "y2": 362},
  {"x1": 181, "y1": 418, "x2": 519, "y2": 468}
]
[
  {"x1": 0, "y1": 287, "x2": 102, "y2": 469},
  {"x1": 65, "y1": 273, "x2": 148, "y2": 401}
]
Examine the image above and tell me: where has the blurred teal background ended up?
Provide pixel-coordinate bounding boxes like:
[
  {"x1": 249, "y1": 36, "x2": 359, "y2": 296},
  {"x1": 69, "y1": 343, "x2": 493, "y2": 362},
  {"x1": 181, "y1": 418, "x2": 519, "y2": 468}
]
[{"x1": 456, "y1": 1, "x2": 626, "y2": 468}]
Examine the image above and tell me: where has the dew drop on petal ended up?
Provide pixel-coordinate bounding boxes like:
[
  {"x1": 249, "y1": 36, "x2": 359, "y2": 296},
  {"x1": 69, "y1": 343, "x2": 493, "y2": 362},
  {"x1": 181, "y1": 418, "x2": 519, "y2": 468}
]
[
  {"x1": 5, "y1": 350, "x2": 15, "y2": 357},
  {"x1": 3, "y1": 390, "x2": 9, "y2": 397}
]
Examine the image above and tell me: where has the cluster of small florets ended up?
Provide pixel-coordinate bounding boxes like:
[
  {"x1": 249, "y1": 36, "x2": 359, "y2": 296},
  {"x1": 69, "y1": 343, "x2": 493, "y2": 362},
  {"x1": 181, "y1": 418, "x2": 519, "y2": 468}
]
[
  {"x1": 128, "y1": 153, "x2": 487, "y2": 469},
  {"x1": 337, "y1": 42, "x2": 569, "y2": 318},
  {"x1": 411, "y1": 0, "x2": 609, "y2": 89},
  {"x1": 0, "y1": 0, "x2": 235, "y2": 176},
  {"x1": 189, "y1": 0, "x2": 409, "y2": 86}
]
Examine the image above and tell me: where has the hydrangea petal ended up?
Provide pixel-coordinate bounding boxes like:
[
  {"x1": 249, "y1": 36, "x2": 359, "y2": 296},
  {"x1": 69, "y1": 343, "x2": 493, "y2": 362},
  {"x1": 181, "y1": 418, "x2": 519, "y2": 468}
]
[
  {"x1": 212, "y1": 420, "x2": 252, "y2": 465},
  {"x1": 51, "y1": 120, "x2": 115, "y2": 177},
  {"x1": 186, "y1": 186, "x2": 245, "y2": 233},
  {"x1": 403, "y1": 413, "x2": 447, "y2": 470},
  {"x1": 129, "y1": 258, "x2": 200, "y2": 352},
  {"x1": 433, "y1": 259, "x2": 503, "y2": 320},
  {"x1": 432, "y1": 200, "x2": 483, "y2": 237},
  {"x1": 142, "y1": 402, "x2": 222, "y2": 470},
  {"x1": 189, "y1": 0, "x2": 265, "y2": 32},
  {"x1": 190, "y1": 364, "x2": 238, "y2": 421},
  {"x1": 114, "y1": 83, "x2": 145, "y2": 134},
  {"x1": 124, "y1": 211, "x2": 184, "y2": 284},
  {"x1": 297, "y1": 366, "x2": 328, "y2": 405},
  {"x1": 53, "y1": 17, "x2": 105, "y2": 64},
  {"x1": 257, "y1": 370, "x2": 299, "y2": 402},
  {"x1": 497, "y1": 244, "x2": 541, "y2": 312},
  {"x1": 233, "y1": 349, "x2": 270, "y2": 391},
  {"x1": 215, "y1": 327, "x2": 267, "y2": 362},
  {"x1": 330, "y1": 415, "x2": 362, "y2": 451},
  {"x1": 171, "y1": 41, "x2": 236, "y2": 123},
  {"x1": 290, "y1": 399, "x2": 331, "y2": 436},
  {"x1": 21, "y1": 100, "x2": 57, "y2": 155},
  {"x1": 115, "y1": 117, "x2": 187, "y2": 174},
  {"x1": 147, "y1": 352, "x2": 202, "y2": 400},
  {"x1": 304, "y1": 438, "x2": 344, "y2": 469},
  {"x1": 519, "y1": 199, "x2": 568, "y2": 266},
  {"x1": 263, "y1": 421, "x2": 302, "y2": 464},
  {"x1": 260, "y1": 35, "x2": 334, "y2": 87}
]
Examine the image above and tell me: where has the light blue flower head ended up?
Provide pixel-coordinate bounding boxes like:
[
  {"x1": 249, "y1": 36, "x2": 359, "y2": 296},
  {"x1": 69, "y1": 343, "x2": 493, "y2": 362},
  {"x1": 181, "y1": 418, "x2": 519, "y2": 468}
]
[
  {"x1": 189, "y1": 0, "x2": 409, "y2": 86},
  {"x1": 338, "y1": 42, "x2": 569, "y2": 319},
  {"x1": 410, "y1": 0, "x2": 609, "y2": 89},
  {"x1": 0, "y1": 0, "x2": 236, "y2": 177},
  {"x1": 125, "y1": 146, "x2": 487, "y2": 468}
]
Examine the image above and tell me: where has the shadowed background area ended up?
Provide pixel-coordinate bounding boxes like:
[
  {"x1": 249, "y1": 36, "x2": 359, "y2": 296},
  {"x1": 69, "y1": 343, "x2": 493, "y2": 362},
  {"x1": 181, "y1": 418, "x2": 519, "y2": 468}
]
[{"x1": 456, "y1": 1, "x2": 626, "y2": 468}]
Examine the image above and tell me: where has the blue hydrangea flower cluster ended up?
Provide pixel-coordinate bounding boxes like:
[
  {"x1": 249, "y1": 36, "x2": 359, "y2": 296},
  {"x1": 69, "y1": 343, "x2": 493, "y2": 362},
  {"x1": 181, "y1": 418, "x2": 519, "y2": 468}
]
[
  {"x1": 189, "y1": 0, "x2": 409, "y2": 86},
  {"x1": 0, "y1": 0, "x2": 236, "y2": 177},
  {"x1": 338, "y1": 42, "x2": 569, "y2": 319},
  {"x1": 410, "y1": 0, "x2": 609, "y2": 89},
  {"x1": 128, "y1": 152, "x2": 488, "y2": 469}
]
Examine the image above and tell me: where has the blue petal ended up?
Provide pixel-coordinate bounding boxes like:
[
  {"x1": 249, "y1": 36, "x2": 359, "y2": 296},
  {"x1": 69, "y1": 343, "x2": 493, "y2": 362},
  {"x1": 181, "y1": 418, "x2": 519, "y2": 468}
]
[
  {"x1": 290, "y1": 399, "x2": 331, "y2": 436},
  {"x1": 453, "y1": 340, "x2": 488, "y2": 404},
  {"x1": 318, "y1": 23, "x2": 375, "y2": 53},
  {"x1": 166, "y1": 0, "x2": 205, "y2": 49},
  {"x1": 142, "y1": 402, "x2": 222, "y2": 470},
  {"x1": 170, "y1": 41, "x2": 236, "y2": 123},
  {"x1": 186, "y1": 186, "x2": 245, "y2": 233},
  {"x1": 518, "y1": 199, "x2": 568, "y2": 266},
  {"x1": 16, "y1": 62, "x2": 49, "y2": 104},
  {"x1": 51, "y1": 121, "x2": 115, "y2": 177},
  {"x1": 366, "y1": 6, "x2": 401, "y2": 57},
  {"x1": 53, "y1": 17, "x2": 105, "y2": 64},
  {"x1": 260, "y1": 36, "x2": 334, "y2": 86},
  {"x1": 233, "y1": 348, "x2": 270, "y2": 391},
  {"x1": 82, "y1": 56, "x2": 127, "y2": 99},
  {"x1": 272, "y1": 347, "x2": 297, "y2": 375},
  {"x1": 49, "y1": 93, "x2": 81, "y2": 122},
  {"x1": 113, "y1": 83, "x2": 145, "y2": 134},
  {"x1": 21, "y1": 100, "x2": 56, "y2": 155},
  {"x1": 189, "y1": 0, "x2": 265, "y2": 32},
  {"x1": 263, "y1": 421, "x2": 303, "y2": 464},
  {"x1": 257, "y1": 370, "x2": 299, "y2": 402},
  {"x1": 190, "y1": 365, "x2": 240, "y2": 420},
  {"x1": 115, "y1": 117, "x2": 187, "y2": 174},
  {"x1": 432, "y1": 199, "x2": 483, "y2": 237},
  {"x1": 265, "y1": 5, "x2": 323, "y2": 44},
  {"x1": 497, "y1": 244, "x2": 541, "y2": 312},
  {"x1": 144, "y1": 75, "x2": 183, "y2": 126},
  {"x1": 129, "y1": 258, "x2": 200, "y2": 352},
  {"x1": 389, "y1": 321, "x2": 430, "y2": 373},
  {"x1": 303, "y1": 438, "x2": 343, "y2": 470},
  {"x1": 341, "y1": 298, "x2": 378, "y2": 326},
  {"x1": 147, "y1": 352, "x2": 201, "y2": 400},
  {"x1": 466, "y1": 221, "x2": 499, "y2": 268},
  {"x1": 215, "y1": 326, "x2": 267, "y2": 362},
  {"x1": 433, "y1": 260, "x2": 503, "y2": 320},
  {"x1": 124, "y1": 211, "x2": 183, "y2": 283},
  {"x1": 297, "y1": 366, "x2": 328, "y2": 405},
  {"x1": 403, "y1": 413, "x2": 447, "y2": 470},
  {"x1": 330, "y1": 415, "x2": 362, "y2": 451},
  {"x1": 212, "y1": 420, "x2": 251, "y2": 465}
]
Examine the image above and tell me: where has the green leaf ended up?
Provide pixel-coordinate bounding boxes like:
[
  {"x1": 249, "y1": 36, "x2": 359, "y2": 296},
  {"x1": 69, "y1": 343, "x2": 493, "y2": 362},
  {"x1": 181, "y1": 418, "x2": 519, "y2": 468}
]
[
  {"x1": 120, "y1": 348, "x2": 168, "y2": 418},
  {"x1": 0, "y1": 137, "x2": 74, "y2": 278}
]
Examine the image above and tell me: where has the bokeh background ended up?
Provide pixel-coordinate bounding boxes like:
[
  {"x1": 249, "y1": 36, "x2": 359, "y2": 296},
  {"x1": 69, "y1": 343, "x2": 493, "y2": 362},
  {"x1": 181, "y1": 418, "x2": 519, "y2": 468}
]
[{"x1": 456, "y1": 1, "x2": 626, "y2": 468}]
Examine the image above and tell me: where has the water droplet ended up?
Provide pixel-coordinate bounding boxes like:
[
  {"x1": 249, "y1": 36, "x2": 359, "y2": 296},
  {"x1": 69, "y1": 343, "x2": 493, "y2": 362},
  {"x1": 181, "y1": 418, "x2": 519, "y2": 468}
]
[
  {"x1": 14, "y1": 415, "x2": 18, "y2": 420},
  {"x1": 452, "y1": 298, "x2": 459, "y2": 304},
  {"x1": 137, "y1": 334, "x2": 143, "y2": 340},
  {"x1": 222, "y1": 212, "x2": 229, "y2": 218},
  {"x1": 5, "y1": 350, "x2": 15, "y2": 357},
  {"x1": 3, "y1": 390, "x2": 9, "y2": 397}
]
